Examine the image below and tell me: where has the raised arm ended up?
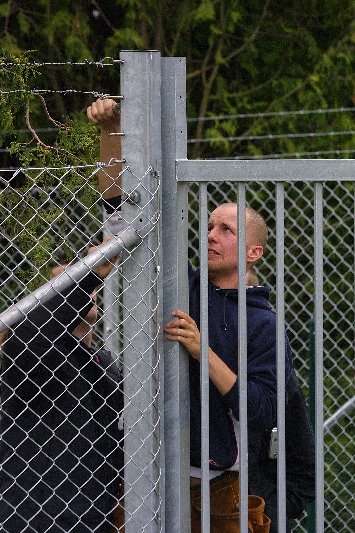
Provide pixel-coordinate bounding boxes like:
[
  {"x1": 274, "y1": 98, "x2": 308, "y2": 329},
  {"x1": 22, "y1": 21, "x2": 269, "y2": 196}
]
[{"x1": 87, "y1": 98, "x2": 122, "y2": 200}]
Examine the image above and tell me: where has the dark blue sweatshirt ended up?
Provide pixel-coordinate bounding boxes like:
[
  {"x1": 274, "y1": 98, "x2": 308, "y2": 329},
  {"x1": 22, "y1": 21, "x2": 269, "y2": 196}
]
[{"x1": 188, "y1": 263, "x2": 292, "y2": 470}]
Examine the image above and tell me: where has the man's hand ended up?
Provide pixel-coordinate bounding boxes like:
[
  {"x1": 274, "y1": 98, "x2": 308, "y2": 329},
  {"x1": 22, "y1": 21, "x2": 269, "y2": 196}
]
[
  {"x1": 86, "y1": 97, "x2": 122, "y2": 198},
  {"x1": 164, "y1": 310, "x2": 201, "y2": 360},
  {"x1": 87, "y1": 98, "x2": 121, "y2": 130},
  {"x1": 165, "y1": 309, "x2": 237, "y2": 396},
  {"x1": 88, "y1": 237, "x2": 120, "y2": 279}
]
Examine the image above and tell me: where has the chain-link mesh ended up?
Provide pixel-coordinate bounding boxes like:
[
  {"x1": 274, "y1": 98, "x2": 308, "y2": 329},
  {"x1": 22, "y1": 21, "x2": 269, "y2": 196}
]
[
  {"x1": 0, "y1": 164, "x2": 160, "y2": 532},
  {"x1": 187, "y1": 181, "x2": 354, "y2": 533},
  {"x1": 2, "y1": 169, "x2": 354, "y2": 532}
]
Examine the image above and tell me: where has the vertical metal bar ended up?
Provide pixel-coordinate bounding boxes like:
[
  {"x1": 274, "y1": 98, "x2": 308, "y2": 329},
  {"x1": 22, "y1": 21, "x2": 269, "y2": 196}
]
[
  {"x1": 275, "y1": 183, "x2": 286, "y2": 532},
  {"x1": 119, "y1": 50, "x2": 161, "y2": 533},
  {"x1": 199, "y1": 184, "x2": 210, "y2": 533},
  {"x1": 161, "y1": 56, "x2": 190, "y2": 533},
  {"x1": 237, "y1": 185, "x2": 248, "y2": 532},
  {"x1": 307, "y1": 317, "x2": 316, "y2": 533},
  {"x1": 314, "y1": 182, "x2": 324, "y2": 533}
]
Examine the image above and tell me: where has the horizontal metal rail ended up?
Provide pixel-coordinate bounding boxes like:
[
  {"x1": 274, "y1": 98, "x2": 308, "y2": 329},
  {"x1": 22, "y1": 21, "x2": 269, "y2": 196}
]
[
  {"x1": 0, "y1": 227, "x2": 142, "y2": 332},
  {"x1": 323, "y1": 396, "x2": 355, "y2": 433},
  {"x1": 176, "y1": 158, "x2": 355, "y2": 182}
]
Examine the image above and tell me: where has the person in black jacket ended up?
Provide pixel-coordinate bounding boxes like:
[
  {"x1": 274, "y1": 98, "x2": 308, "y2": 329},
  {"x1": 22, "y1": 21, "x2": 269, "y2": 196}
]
[
  {"x1": 248, "y1": 367, "x2": 316, "y2": 533},
  {"x1": 0, "y1": 241, "x2": 123, "y2": 533},
  {"x1": 245, "y1": 270, "x2": 315, "y2": 532}
]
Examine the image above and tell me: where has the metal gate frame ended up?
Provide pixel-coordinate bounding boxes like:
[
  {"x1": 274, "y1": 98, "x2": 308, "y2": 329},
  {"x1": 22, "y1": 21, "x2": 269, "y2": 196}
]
[{"x1": 139, "y1": 50, "x2": 355, "y2": 533}]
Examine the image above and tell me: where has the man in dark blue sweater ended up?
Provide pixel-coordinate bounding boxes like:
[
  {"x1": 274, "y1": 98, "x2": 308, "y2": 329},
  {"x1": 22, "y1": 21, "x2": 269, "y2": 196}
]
[
  {"x1": 87, "y1": 98, "x2": 315, "y2": 533},
  {"x1": 165, "y1": 203, "x2": 284, "y2": 452},
  {"x1": 164, "y1": 202, "x2": 286, "y2": 533}
]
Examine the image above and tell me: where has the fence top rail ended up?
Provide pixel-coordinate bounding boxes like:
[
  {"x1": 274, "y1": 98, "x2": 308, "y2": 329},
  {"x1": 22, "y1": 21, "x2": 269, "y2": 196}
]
[
  {"x1": 0, "y1": 228, "x2": 141, "y2": 333},
  {"x1": 176, "y1": 158, "x2": 355, "y2": 182}
]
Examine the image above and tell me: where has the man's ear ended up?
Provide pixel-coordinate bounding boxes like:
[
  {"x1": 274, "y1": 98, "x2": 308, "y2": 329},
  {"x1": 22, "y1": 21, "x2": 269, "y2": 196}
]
[{"x1": 247, "y1": 245, "x2": 263, "y2": 265}]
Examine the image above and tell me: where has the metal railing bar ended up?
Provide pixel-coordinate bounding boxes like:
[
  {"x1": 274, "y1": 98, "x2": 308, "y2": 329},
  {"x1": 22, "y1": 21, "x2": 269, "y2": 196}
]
[{"x1": 0, "y1": 228, "x2": 141, "y2": 332}]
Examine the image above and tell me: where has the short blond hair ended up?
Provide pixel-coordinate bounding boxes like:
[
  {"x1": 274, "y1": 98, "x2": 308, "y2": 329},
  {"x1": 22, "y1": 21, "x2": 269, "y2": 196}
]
[{"x1": 246, "y1": 206, "x2": 268, "y2": 250}]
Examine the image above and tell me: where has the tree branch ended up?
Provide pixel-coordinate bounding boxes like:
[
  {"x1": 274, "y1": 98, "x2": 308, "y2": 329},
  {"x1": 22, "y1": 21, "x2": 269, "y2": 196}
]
[
  {"x1": 25, "y1": 97, "x2": 81, "y2": 162},
  {"x1": 91, "y1": 0, "x2": 116, "y2": 33}
]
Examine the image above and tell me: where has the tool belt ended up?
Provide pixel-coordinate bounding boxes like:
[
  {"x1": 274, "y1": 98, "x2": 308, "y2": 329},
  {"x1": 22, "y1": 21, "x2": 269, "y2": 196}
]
[{"x1": 191, "y1": 471, "x2": 271, "y2": 533}]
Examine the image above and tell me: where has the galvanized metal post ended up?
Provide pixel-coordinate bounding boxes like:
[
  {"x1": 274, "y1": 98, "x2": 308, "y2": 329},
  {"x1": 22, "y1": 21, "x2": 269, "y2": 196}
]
[
  {"x1": 275, "y1": 183, "x2": 287, "y2": 532},
  {"x1": 119, "y1": 50, "x2": 161, "y2": 533},
  {"x1": 160, "y1": 56, "x2": 190, "y2": 533},
  {"x1": 307, "y1": 318, "x2": 316, "y2": 533},
  {"x1": 199, "y1": 183, "x2": 210, "y2": 533},
  {"x1": 237, "y1": 187, "x2": 249, "y2": 533}
]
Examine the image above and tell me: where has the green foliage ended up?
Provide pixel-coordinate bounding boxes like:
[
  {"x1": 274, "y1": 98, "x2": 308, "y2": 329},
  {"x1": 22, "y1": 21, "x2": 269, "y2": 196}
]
[
  {"x1": 0, "y1": 50, "x2": 101, "y2": 288},
  {"x1": 195, "y1": 1, "x2": 215, "y2": 22},
  {"x1": 2, "y1": 0, "x2": 355, "y2": 162},
  {"x1": 0, "y1": 3, "x2": 8, "y2": 16},
  {"x1": 106, "y1": 27, "x2": 145, "y2": 51},
  {"x1": 0, "y1": 51, "x2": 37, "y2": 144}
]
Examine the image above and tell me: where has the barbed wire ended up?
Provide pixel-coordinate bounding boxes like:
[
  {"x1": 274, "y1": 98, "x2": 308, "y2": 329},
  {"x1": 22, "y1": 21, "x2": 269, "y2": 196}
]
[
  {"x1": 0, "y1": 89, "x2": 123, "y2": 99},
  {"x1": 0, "y1": 159, "x2": 122, "y2": 178},
  {"x1": 0, "y1": 57, "x2": 122, "y2": 68},
  {"x1": 1, "y1": 147, "x2": 352, "y2": 159},
  {"x1": 187, "y1": 106, "x2": 355, "y2": 122},
  {"x1": 188, "y1": 129, "x2": 355, "y2": 144},
  {"x1": 1, "y1": 72, "x2": 354, "y2": 155},
  {"x1": 225, "y1": 148, "x2": 355, "y2": 160}
]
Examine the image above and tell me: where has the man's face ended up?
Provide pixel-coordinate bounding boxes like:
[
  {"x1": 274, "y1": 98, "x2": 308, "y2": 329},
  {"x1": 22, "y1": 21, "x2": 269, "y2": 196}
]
[
  {"x1": 207, "y1": 204, "x2": 240, "y2": 285},
  {"x1": 207, "y1": 203, "x2": 263, "y2": 288}
]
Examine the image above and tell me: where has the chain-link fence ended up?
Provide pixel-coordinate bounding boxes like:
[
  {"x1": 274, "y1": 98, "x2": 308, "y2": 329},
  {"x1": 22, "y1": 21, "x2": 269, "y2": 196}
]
[
  {"x1": 187, "y1": 179, "x2": 354, "y2": 533},
  {"x1": 0, "y1": 160, "x2": 160, "y2": 532},
  {"x1": 0, "y1": 51, "x2": 354, "y2": 533}
]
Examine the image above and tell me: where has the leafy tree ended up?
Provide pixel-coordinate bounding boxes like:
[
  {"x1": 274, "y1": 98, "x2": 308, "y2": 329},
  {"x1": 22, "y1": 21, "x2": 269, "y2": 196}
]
[
  {"x1": 99, "y1": 0, "x2": 355, "y2": 159},
  {"x1": 0, "y1": 50, "x2": 101, "y2": 289},
  {"x1": 2, "y1": 0, "x2": 355, "y2": 159}
]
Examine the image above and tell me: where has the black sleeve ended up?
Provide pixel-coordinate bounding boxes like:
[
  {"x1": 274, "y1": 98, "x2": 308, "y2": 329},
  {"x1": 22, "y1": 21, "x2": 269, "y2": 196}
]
[
  {"x1": 7, "y1": 272, "x2": 103, "y2": 351},
  {"x1": 283, "y1": 369, "x2": 316, "y2": 518},
  {"x1": 262, "y1": 369, "x2": 316, "y2": 522},
  {"x1": 102, "y1": 195, "x2": 122, "y2": 214},
  {"x1": 1, "y1": 272, "x2": 104, "y2": 402}
]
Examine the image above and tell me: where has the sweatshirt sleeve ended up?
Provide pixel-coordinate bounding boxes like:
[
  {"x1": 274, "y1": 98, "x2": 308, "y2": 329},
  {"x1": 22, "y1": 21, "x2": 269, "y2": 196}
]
[
  {"x1": 7, "y1": 272, "x2": 103, "y2": 352},
  {"x1": 1, "y1": 272, "x2": 105, "y2": 404},
  {"x1": 223, "y1": 314, "x2": 292, "y2": 432}
]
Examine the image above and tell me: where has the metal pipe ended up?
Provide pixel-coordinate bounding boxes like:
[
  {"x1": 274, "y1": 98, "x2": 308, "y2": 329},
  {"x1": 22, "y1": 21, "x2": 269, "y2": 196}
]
[
  {"x1": 323, "y1": 396, "x2": 355, "y2": 433},
  {"x1": 0, "y1": 228, "x2": 140, "y2": 332}
]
